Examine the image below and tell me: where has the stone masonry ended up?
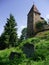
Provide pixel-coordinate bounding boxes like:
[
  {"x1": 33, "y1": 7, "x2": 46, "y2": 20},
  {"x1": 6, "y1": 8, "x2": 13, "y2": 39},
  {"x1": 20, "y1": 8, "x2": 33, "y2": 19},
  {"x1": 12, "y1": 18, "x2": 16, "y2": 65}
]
[{"x1": 27, "y1": 4, "x2": 47, "y2": 38}]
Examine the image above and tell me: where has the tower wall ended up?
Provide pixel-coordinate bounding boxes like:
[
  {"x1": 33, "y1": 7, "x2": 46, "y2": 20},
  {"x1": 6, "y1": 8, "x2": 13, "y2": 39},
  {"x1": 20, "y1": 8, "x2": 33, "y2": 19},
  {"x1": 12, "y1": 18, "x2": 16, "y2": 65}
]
[
  {"x1": 33, "y1": 12, "x2": 41, "y2": 32},
  {"x1": 27, "y1": 11, "x2": 34, "y2": 38},
  {"x1": 27, "y1": 4, "x2": 44, "y2": 38}
]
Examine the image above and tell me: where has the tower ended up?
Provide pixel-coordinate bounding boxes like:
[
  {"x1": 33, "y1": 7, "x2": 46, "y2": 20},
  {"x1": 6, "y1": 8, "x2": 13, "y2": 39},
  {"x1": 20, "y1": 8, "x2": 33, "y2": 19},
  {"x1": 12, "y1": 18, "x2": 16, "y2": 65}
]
[{"x1": 27, "y1": 4, "x2": 43, "y2": 38}]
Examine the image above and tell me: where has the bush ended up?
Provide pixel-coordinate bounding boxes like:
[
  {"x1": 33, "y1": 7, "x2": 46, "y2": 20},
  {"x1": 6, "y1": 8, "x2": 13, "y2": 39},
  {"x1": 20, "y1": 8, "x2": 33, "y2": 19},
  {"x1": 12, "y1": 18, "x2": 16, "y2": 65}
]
[{"x1": 36, "y1": 21, "x2": 43, "y2": 30}]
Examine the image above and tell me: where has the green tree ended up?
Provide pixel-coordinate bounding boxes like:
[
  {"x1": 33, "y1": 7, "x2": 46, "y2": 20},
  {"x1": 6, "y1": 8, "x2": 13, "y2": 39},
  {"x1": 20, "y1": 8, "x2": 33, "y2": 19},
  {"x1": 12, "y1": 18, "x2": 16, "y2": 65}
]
[
  {"x1": 0, "y1": 34, "x2": 6, "y2": 50},
  {"x1": 43, "y1": 20, "x2": 47, "y2": 25},
  {"x1": 36, "y1": 21, "x2": 47, "y2": 30},
  {"x1": 20, "y1": 28, "x2": 27, "y2": 41},
  {"x1": 36, "y1": 21, "x2": 43, "y2": 30},
  {"x1": 1, "y1": 14, "x2": 18, "y2": 48}
]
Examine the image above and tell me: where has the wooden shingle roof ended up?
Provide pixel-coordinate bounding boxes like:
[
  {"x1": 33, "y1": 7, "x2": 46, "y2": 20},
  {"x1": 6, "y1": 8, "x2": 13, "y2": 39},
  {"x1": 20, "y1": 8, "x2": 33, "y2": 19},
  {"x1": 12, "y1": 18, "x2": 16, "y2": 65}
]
[{"x1": 28, "y1": 4, "x2": 41, "y2": 15}]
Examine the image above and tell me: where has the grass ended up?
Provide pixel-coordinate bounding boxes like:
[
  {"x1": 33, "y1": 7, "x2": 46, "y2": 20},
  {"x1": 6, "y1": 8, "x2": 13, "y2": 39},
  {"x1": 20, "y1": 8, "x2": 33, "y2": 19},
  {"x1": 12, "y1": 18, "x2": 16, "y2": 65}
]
[{"x1": 0, "y1": 30, "x2": 49, "y2": 65}]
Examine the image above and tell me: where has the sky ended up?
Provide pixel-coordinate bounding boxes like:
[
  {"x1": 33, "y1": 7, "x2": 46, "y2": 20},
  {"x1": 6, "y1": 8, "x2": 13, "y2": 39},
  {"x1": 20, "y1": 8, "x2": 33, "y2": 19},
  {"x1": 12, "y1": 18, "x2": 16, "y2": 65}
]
[{"x1": 0, "y1": 0, "x2": 49, "y2": 37}]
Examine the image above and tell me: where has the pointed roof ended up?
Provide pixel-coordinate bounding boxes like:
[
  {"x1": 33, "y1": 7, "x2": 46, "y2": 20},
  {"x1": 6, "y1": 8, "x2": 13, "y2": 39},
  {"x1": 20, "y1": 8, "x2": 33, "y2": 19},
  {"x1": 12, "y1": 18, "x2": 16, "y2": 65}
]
[{"x1": 28, "y1": 4, "x2": 41, "y2": 15}]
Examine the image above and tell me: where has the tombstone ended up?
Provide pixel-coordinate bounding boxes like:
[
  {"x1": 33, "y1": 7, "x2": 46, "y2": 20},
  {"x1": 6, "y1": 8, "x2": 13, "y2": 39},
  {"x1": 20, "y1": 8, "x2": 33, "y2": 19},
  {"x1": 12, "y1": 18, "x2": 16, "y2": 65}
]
[
  {"x1": 9, "y1": 52, "x2": 21, "y2": 60},
  {"x1": 22, "y1": 43, "x2": 34, "y2": 58}
]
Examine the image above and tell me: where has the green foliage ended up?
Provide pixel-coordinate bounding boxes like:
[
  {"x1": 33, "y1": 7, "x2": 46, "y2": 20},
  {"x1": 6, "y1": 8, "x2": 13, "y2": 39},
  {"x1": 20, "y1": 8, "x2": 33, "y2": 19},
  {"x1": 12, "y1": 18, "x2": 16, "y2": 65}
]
[
  {"x1": 0, "y1": 14, "x2": 18, "y2": 48},
  {"x1": 0, "y1": 31, "x2": 49, "y2": 65},
  {"x1": 36, "y1": 21, "x2": 43, "y2": 30},
  {"x1": 0, "y1": 33, "x2": 7, "y2": 49},
  {"x1": 36, "y1": 20, "x2": 47, "y2": 31},
  {"x1": 19, "y1": 28, "x2": 27, "y2": 42},
  {"x1": 43, "y1": 20, "x2": 47, "y2": 25}
]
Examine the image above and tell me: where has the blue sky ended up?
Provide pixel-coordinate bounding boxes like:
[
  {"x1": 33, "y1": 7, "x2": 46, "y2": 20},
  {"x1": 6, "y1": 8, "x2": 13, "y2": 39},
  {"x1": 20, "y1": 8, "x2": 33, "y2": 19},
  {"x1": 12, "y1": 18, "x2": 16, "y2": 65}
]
[{"x1": 0, "y1": 0, "x2": 49, "y2": 37}]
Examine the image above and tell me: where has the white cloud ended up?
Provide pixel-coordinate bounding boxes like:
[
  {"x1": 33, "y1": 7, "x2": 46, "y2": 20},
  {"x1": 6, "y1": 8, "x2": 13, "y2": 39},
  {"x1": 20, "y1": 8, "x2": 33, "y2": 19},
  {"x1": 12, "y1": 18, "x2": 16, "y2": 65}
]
[
  {"x1": 45, "y1": 14, "x2": 49, "y2": 23},
  {"x1": 46, "y1": 15, "x2": 49, "y2": 19},
  {"x1": 17, "y1": 25, "x2": 27, "y2": 38}
]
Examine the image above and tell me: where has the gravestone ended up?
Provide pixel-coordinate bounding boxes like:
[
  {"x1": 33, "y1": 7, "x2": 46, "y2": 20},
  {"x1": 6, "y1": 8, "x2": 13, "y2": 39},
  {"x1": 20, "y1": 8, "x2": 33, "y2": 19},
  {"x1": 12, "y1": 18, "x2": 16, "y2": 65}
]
[
  {"x1": 9, "y1": 52, "x2": 21, "y2": 60},
  {"x1": 22, "y1": 43, "x2": 34, "y2": 58}
]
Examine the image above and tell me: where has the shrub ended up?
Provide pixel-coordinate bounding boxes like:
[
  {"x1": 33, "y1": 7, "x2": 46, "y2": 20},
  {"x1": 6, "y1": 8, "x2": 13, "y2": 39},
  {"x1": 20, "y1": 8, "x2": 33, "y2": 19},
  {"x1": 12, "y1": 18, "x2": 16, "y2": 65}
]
[{"x1": 36, "y1": 21, "x2": 43, "y2": 30}]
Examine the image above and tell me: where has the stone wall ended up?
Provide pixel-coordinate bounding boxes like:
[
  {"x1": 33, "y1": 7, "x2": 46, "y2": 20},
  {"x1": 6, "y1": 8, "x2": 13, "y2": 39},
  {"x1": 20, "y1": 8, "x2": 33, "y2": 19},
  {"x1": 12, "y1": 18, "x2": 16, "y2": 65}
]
[{"x1": 27, "y1": 4, "x2": 49, "y2": 38}]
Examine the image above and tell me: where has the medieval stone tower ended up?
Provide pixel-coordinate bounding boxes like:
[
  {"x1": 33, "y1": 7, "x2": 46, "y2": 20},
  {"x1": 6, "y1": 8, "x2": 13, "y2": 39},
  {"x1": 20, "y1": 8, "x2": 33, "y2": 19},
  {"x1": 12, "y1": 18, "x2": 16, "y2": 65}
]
[{"x1": 27, "y1": 4, "x2": 44, "y2": 38}]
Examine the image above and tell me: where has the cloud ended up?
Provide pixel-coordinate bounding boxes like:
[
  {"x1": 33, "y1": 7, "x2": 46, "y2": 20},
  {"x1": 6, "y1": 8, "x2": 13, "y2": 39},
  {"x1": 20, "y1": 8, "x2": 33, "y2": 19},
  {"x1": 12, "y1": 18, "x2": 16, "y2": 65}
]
[
  {"x1": 45, "y1": 14, "x2": 49, "y2": 23},
  {"x1": 17, "y1": 25, "x2": 27, "y2": 38},
  {"x1": 46, "y1": 14, "x2": 49, "y2": 19}
]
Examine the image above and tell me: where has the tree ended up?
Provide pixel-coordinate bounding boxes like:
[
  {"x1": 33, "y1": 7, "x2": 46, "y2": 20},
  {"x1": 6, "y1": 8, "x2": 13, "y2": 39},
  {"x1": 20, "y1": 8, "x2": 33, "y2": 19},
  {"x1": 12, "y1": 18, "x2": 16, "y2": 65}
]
[
  {"x1": 36, "y1": 21, "x2": 47, "y2": 31},
  {"x1": 43, "y1": 20, "x2": 47, "y2": 25},
  {"x1": 36, "y1": 21, "x2": 43, "y2": 30},
  {"x1": 20, "y1": 28, "x2": 27, "y2": 41},
  {"x1": 1, "y1": 14, "x2": 18, "y2": 48},
  {"x1": 0, "y1": 33, "x2": 6, "y2": 49}
]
